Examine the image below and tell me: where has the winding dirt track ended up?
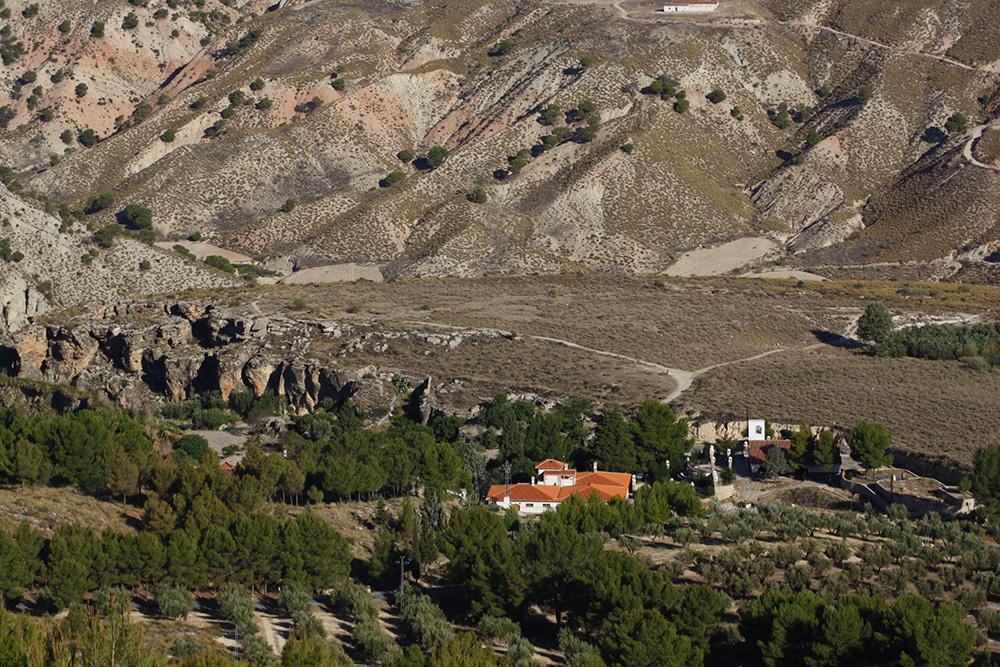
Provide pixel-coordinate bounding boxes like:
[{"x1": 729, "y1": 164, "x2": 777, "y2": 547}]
[
  {"x1": 963, "y1": 122, "x2": 1000, "y2": 171},
  {"x1": 556, "y1": 0, "x2": 1000, "y2": 74},
  {"x1": 399, "y1": 320, "x2": 833, "y2": 403}
]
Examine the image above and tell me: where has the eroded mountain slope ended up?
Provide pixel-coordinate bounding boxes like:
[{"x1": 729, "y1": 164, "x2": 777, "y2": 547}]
[{"x1": 0, "y1": 0, "x2": 997, "y2": 280}]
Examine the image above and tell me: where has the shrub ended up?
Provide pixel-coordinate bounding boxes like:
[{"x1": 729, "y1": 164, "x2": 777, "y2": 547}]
[
  {"x1": 944, "y1": 112, "x2": 969, "y2": 134},
  {"x1": 85, "y1": 193, "x2": 115, "y2": 214},
  {"x1": 79, "y1": 127, "x2": 98, "y2": 147},
  {"x1": 204, "y1": 255, "x2": 235, "y2": 274},
  {"x1": 75, "y1": 83, "x2": 89, "y2": 98},
  {"x1": 156, "y1": 585, "x2": 194, "y2": 620},
  {"x1": 117, "y1": 204, "x2": 153, "y2": 230},
  {"x1": 280, "y1": 198, "x2": 296, "y2": 213},
  {"x1": 160, "y1": 128, "x2": 177, "y2": 143},
  {"x1": 90, "y1": 21, "x2": 105, "y2": 38},
  {"x1": 0, "y1": 239, "x2": 24, "y2": 263},
  {"x1": 706, "y1": 88, "x2": 726, "y2": 104},
  {"x1": 122, "y1": 12, "x2": 139, "y2": 29},
  {"x1": 466, "y1": 185, "x2": 487, "y2": 204},
  {"x1": 58, "y1": 20, "x2": 72, "y2": 34},
  {"x1": 490, "y1": 40, "x2": 514, "y2": 56},
  {"x1": 620, "y1": 142, "x2": 634, "y2": 154},
  {"x1": 250, "y1": 78, "x2": 265, "y2": 91},
  {"x1": 94, "y1": 225, "x2": 120, "y2": 248},
  {"x1": 0, "y1": 106, "x2": 15, "y2": 129},
  {"x1": 397, "y1": 149, "x2": 414, "y2": 163},
  {"x1": 138, "y1": 259, "x2": 151, "y2": 271},
  {"x1": 769, "y1": 103, "x2": 791, "y2": 128},
  {"x1": 806, "y1": 131, "x2": 823, "y2": 146},
  {"x1": 379, "y1": 170, "x2": 405, "y2": 188},
  {"x1": 673, "y1": 99, "x2": 690, "y2": 113}
]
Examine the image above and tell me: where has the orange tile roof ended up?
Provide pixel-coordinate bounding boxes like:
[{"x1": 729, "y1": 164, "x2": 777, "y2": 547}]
[
  {"x1": 535, "y1": 459, "x2": 568, "y2": 470},
  {"x1": 486, "y1": 483, "x2": 561, "y2": 502},
  {"x1": 576, "y1": 471, "x2": 632, "y2": 488},
  {"x1": 486, "y1": 467, "x2": 631, "y2": 506}
]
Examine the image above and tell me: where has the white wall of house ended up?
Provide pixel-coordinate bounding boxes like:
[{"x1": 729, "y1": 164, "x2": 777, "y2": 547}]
[
  {"x1": 661, "y1": 3, "x2": 719, "y2": 13},
  {"x1": 541, "y1": 471, "x2": 577, "y2": 486},
  {"x1": 516, "y1": 501, "x2": 559, "y2": 515}
]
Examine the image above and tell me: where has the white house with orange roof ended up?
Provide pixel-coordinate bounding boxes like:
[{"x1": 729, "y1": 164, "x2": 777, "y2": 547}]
[{"x1": 485, "y1": 459, "x2": 635, "y2": 515}]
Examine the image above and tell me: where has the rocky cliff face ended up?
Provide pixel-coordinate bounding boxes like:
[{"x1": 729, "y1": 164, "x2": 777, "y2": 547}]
[{"x1": 0, "y1": 300, "x2": 485, "y2": 423}]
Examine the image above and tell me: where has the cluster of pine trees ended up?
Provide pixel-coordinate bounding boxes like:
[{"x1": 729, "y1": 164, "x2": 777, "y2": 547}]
[
  {"x1": 0, "y1": 511, "x2": 348, "y2": 611},
  {"x1": 874, "y1": 321, "x2": 1000, "y2": 367}
]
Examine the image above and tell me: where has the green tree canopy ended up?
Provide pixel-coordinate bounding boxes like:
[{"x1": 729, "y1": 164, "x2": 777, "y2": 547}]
[
  {"x1": 846, "y1": 421, "x2": 892, "y2": 469},
  {"x1": 857, "y1": 302, "x2": 893, "y2": 344}
]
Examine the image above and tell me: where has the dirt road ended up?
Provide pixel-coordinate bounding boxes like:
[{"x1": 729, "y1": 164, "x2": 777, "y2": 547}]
[{"x1": 963, "y1": 122, "x2": 1000, "y2": 171}]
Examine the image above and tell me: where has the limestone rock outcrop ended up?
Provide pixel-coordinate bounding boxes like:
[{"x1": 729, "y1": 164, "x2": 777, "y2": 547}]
[{"x1": 0, "y1": 301, "x2": 418, "y2": 423}]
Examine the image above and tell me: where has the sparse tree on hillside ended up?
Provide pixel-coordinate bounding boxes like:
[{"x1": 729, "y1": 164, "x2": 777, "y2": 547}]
[
  {"x1": 944, "y1": 112, "x2": 969, "y2": 135},
  {"x1": 117, "y1": 204, "x2": 153, "y2": 230},
  {"x1": 706, "y1": 88, "x2": 726, "y2": 104},
  {"x1": 857, "y1": 302, "x2": 893, "y2": 344}
]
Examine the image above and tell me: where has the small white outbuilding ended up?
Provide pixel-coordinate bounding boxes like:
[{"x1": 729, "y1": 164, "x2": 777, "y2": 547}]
[{"x1": 661, "y1": 1, "x2": 719, "y2": 13}]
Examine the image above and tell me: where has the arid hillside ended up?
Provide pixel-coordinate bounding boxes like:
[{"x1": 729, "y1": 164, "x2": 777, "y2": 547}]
[
  {"x1": 0, "y1": 0, "x2": 998, "y2": 282},
  {"x1": 0, "y1": 184, "x2": 238, "y2": 333},
  {"x1": 4, "y1": 275, "x2": 998, "y2": 469}
]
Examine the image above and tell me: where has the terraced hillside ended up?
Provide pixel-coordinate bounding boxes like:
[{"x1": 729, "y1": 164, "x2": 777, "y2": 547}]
[{"x1": 0, "y1": 0, "x2": 998, "y2": 281}]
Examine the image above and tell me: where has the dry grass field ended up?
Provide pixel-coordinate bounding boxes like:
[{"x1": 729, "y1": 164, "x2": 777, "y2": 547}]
[
  {"x1": 218, "y1": 275, "x2": 1000, "y2": 369},
  {"x1": 0, "y1": 486, "x2": 140, "y2": 535},
  {"x1": 684, "y1": 346, "x2": 1000, "y2": 468},
  {"x1": 207, "y1": 275, "x2": 999, "y2": 467}
]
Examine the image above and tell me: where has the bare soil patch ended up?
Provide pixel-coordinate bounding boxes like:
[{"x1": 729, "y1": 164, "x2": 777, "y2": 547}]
[{"x1": 0, "y1": 486, "x2": 139, "y2": 535}]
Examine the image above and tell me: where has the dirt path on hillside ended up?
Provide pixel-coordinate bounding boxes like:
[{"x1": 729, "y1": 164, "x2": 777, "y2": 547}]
[
  {"x1": 963, "y1": 122, "x2": 1000, "y2": 171},
  {"x1": 398, "y1": 319, "x2": 837, "y2": 403},
  {"x1": 254, "y1": 601, "x2": 290, "y2": 655},
  {"x1": 783, "y1": 20, "x2": 989, "y2": 72},
  {"x1": 553, "y1": 0, "x2": 998, "y2": 74}
]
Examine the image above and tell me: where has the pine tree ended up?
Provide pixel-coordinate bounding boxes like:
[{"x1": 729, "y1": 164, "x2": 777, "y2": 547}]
[
  {"x1": 592, "y1": 409, "x2": 637, "y2": 472},
  {"x1": 857, "y1": 302, "x2": 893, "y2": 344}
]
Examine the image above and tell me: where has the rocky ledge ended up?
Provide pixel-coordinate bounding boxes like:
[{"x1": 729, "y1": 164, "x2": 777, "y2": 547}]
[{"x1": 0, "y1": 301, "x2": 514, "y2": 422}]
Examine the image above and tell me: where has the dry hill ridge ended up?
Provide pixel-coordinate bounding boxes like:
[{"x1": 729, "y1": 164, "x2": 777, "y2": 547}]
[
  {"x1": 0, "y1": 184, "x2": 238, "y2": 334},
  {"x1": 0, "y1": 0, "x2": 998, "y2": 283}
]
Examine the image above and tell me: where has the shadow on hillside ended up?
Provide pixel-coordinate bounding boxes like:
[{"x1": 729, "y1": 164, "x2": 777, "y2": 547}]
[{"x1": 811, "y1": 329, "x2": 864, "y2": 349}]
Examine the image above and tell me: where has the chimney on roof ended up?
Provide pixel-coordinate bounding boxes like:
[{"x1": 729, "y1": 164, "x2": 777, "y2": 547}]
[
  {"x1": 593, "y1": 461, "x2": 598, "y2": 472},
  {"x1": 531, "y1": 476, "x2": 536, "y2": 485}
]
